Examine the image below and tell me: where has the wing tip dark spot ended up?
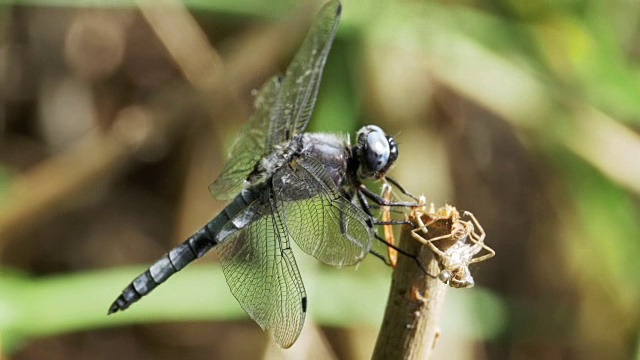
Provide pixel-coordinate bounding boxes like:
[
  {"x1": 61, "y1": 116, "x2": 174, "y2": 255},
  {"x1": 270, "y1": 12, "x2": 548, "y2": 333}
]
[
  {"x1": 302, "y1": 296, "x2": 308, "y2": 312},
  {"x1": 335, "y1": 3, "x2": 342, "y2": 16}
]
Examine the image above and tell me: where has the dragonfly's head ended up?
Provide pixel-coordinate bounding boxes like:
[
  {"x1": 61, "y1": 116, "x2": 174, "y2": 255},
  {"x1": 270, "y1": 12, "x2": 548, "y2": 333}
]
[{"x1": 355, "y1": 125, "x2": 398, "y2": 179}]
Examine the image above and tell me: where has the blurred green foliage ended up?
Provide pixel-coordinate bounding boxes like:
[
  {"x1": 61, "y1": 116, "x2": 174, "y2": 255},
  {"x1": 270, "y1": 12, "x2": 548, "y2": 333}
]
[
  {"x1": 0, "y1": 166, "x2": 10, "y2": 202},
  {"x1": 0, "y1": 263, "x2": 504, "y2": 353}
]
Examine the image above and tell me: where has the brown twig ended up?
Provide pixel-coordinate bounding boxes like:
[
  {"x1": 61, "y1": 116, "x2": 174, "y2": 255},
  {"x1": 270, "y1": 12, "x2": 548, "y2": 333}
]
[{"x1": 372, "y1": 209, "x2": 453, "y2": 359}]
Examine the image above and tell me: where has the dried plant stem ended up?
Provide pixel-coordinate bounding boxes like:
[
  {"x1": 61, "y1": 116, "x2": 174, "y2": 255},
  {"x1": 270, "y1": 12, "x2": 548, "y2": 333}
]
[
  {"x1": 372, "y1": 217, "x2": 450, "y2": 360},
  {"x1": 0, "y1": 131, "x2": 130, "y2": 245},
  {"x1": 0, "y1": 5, "x2": 307, "y2": 249}
]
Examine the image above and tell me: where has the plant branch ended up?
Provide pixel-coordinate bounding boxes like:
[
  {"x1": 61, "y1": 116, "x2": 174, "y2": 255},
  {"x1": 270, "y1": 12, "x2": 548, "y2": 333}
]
[{"x1": 372, "y1": 211, "x2": 452, "y2": 359}]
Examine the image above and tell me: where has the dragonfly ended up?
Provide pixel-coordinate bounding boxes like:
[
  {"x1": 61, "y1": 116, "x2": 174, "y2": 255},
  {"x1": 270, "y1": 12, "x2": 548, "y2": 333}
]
[{"x1": 108, "y1": 0, "x2": 416, "y2": 348}]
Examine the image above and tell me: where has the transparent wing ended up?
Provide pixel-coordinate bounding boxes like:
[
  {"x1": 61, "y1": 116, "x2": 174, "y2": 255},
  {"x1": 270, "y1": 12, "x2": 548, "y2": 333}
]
[
  {"x1": 216, "y1": 192, "x2": 306, "y2": 349},
  {"x1": 272, "y1": 156, "x2": 373, "y2": 266},
  {"x1": 266, "y1": 0, "x2": 341, "y2": 150},
  {"x1": 209, "y1": 76, "x2": 282, "y2": 200}
]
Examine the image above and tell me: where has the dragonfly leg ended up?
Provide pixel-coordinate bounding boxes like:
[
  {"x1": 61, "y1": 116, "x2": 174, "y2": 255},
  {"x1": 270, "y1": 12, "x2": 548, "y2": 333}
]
[
  {"x1": 355, "y1": 185, "x2": 425, "y2": 273},
  {"x1": 355, "y1": 191, "x2": 413, "y2": 226},
  {"x1": 359, "y1": 185, "x2": 419, "y2": 207},
  {"x1": 369, "y1": 248, "x2": 392, "y2": 266},
  {"x1": 384, "y1": 176, "x2": 419, "y2": 201},
  {"x1": 356, "y1": 188, "x2": 375, "y2": 217},
  {"x1": 374, "y1": 233, "x2": 428, "y2": 274},
  {"x1": 374, "y1": 220, "x2": 414, "y2": 227}
]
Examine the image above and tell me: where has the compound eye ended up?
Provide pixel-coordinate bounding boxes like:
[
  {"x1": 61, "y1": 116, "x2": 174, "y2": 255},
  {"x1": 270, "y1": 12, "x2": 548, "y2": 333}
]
[{"x1": 365, "y1": 129, "x2": 390, "y2": 173}]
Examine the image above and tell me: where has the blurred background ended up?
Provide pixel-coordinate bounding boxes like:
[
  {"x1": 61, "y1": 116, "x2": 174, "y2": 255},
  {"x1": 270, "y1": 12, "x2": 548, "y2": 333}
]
[{"x1": 1, "y1": 0, "x2": 639, "y2": 359}]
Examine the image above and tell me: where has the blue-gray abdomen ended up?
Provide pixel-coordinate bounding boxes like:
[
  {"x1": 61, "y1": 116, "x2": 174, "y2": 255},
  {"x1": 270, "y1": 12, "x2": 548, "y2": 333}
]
[{"x1": 108, "y1": 188, "x2": 260, "y2": 314}]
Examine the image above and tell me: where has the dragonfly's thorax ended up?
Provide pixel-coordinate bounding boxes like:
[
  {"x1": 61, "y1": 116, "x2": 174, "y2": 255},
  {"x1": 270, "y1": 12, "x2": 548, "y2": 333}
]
[
  {"x1": 249, "y1": 135, "x2": 305, "y2": 185},
  {"x1": 300, "y1": 133, "x2": 351, "y2": 188},
  {"x1": 248, "y1": 133, "x2": 350, "y2": 191}
]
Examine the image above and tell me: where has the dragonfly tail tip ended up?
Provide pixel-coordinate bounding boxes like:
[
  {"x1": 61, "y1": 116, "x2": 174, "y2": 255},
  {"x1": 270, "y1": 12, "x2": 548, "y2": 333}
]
[
  {"x1": 107, "y1": 299, "x2": 126, "y2": 315},
  {"x1": 107, "y1": 304, "x2": 119, "y2": 315}
]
